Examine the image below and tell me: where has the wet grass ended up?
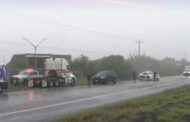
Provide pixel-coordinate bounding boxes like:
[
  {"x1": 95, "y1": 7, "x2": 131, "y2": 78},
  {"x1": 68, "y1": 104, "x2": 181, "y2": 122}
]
[
  {"x1": 76, "y1": 77, "x2": 88, "y2": 86},
  {"x1": 56, "y1": 85, "x2": 190, "y2": 122}
]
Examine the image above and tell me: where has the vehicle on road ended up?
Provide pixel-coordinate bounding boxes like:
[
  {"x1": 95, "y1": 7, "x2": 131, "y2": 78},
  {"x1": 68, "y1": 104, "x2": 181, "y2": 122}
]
[
  {"x1": 139, "y1": 71, "x2": 160, "y2": 81},
  {"x1": 92, "y1": 70, "x2": 117, "y2": 85},
  {"x1": 0, "y1": 63, "x2": 8, "y2": 93},
  {"x1": 10, "y1": 58, "x2": 76, "y2": 87}
]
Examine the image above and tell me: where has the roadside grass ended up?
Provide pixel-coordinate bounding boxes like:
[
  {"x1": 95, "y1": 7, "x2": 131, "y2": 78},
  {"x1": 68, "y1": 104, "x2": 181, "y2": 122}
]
[
  {"x1": 56, "y1": 85, "x2": 190, "y2": 122},
  {"x1": 75, "y1": 77, "x2": 88, "y2": 86}
]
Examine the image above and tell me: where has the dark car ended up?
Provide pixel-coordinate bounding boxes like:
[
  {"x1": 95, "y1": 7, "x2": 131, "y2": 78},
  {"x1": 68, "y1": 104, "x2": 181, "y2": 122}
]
[{"x1": 92, "y1": 71, "x2": 117, "y2": 85}]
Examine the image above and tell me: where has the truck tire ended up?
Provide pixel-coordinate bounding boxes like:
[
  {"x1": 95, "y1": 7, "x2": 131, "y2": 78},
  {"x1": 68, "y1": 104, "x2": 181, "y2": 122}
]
[
  {"x1": 48, "y1": 81, "x2": 54, "y2": 87},
  {"x1": 54, "y1": 81, "x2": 59, "y2": 87},
  {"x1": 70, "y1": 78, "x2": 75, "y2": 86}
]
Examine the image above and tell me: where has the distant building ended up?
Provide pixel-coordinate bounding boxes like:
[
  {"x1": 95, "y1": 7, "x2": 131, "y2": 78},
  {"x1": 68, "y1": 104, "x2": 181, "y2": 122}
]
[{"x1": 8, "y1": 53, "x2": 71, "y2": 75}]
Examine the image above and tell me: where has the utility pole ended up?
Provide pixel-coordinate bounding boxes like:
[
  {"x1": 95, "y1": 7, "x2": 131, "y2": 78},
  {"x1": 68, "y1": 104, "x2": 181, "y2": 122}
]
[
  {"x1": 22, "y1": 37, "x2": 48, "y2": 69},
  {"x1": 136, "y1": 40, "x2": 143, "y2": 56}
]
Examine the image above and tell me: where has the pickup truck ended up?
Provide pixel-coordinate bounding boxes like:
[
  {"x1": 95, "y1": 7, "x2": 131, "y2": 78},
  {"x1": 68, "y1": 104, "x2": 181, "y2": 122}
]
[
  {"x1": 10, "y1": 69, "x2": 43, "y2": 86},
  {"x1": 0, "y1": 64, "x2": 8, "y2": 93}
]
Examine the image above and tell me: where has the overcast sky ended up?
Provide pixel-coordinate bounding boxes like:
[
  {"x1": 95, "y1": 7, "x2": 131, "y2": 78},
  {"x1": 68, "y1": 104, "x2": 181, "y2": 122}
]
[{"x1": 0, "y1": 0, "x2": 190, "y2": 63}]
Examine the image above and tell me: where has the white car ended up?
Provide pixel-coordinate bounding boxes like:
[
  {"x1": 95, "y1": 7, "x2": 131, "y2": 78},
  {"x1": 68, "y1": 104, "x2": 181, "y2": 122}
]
[
  {"x1": 139, "y1": 71, "x2": 160, "y2": 81},
  {"x1": 183, "y1": 70, "x2": 190, "y2": 78}
]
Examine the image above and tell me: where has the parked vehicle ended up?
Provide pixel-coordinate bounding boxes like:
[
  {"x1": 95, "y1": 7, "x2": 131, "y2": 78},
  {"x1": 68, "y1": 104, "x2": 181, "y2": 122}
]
[
  {"x1": 10, "y1": 69, "x2": 43, "y2": 86},
  {"x1": 183, "y1": 66, "x2": 190, "y2": 78},
  {"x1": 44, "y1": 58, "x2": 76, "y2": 87},
  {"x1": 92, "y1": 70, "x2": 117, "y2": 85},
  {"x1": 10, "y1": 58, "x2": 76, "y2": 87},
  {"x1": 139, "y1": 71, "x2": 160, "y2": 81},
  {"x1": 0, "y1": 63, "x2": 8, "y2": 93}
]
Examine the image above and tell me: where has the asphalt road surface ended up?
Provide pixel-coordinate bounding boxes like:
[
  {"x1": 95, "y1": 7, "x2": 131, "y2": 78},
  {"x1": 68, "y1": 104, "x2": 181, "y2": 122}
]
[{"x1": 0, "y1": 76, "x2": 189, "y2": 122}]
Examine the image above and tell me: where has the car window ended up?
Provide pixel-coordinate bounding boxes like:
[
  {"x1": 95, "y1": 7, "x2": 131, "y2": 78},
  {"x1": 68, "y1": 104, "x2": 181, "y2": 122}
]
[
  {"x1": 31, "y1": 71, "x2": 38, "y2": 75},
  {"x1": 19, "y1": 71, "x2": 29, "y2": 76}
]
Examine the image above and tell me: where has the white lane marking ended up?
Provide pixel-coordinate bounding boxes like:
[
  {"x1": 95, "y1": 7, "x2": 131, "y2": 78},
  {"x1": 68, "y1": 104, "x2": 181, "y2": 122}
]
[{"x1": 0, "y1": 83, "x2": 171, "y2": 117}]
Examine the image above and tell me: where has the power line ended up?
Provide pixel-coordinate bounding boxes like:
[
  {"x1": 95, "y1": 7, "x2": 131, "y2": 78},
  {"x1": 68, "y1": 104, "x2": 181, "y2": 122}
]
[
  {"x1": 0, "y1": 40, "x2": 112, "y2": 54},
  {"x1": 0, "y1": 9, "x2": 134, "y2": 41}
]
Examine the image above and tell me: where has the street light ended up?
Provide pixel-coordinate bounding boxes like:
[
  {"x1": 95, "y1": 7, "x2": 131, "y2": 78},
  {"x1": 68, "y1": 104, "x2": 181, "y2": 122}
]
[{"x1": 22, "y1": 37, "x2": 48, "y2": 69}]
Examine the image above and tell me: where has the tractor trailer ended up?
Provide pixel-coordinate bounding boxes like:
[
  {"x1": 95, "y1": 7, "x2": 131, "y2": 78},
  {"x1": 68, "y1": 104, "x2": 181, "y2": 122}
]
[{"x1": 11, "y1": 58, "x2": 76, "y2": 87}]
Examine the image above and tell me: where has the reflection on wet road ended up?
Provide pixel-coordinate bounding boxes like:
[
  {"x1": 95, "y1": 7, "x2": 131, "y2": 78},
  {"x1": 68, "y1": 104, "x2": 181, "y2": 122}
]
[{"x1": 0, "y1": 76, "x2": 189, "y2": 122}]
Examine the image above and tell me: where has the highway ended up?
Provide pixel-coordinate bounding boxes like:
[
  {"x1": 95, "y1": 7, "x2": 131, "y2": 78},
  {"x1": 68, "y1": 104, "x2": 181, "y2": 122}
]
[{"x1": 0, "y1": 76, "x2": 189, "y2": 122}]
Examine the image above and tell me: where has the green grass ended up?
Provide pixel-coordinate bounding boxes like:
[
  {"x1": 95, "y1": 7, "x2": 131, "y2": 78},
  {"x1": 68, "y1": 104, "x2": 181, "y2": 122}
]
[
  {"x1": 56, "y1": 85, "x2": 190, "y2": 122},
  {"x1": 75, "y1": 77, "x2": 88, "y2": 86}
]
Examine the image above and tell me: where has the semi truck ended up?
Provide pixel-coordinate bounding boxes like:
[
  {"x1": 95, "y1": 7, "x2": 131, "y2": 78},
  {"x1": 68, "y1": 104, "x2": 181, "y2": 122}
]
[
  {"x1": 0, "y1": 63, "x2": 8, "y2": 93},
  {"x1": 10, "y1": 58, "x2": 76, "y2": 88}
]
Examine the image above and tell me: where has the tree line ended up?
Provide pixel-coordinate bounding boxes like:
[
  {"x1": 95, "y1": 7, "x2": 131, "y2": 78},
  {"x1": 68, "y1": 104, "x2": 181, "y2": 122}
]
[{"x1": 71, "y1": 55, "x2": 189, "y2": 79}]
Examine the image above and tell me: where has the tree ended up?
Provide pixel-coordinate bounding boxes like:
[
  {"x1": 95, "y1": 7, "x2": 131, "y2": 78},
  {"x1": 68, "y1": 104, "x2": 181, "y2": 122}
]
[{"x1": 71, "y1": 55, "x2": 89, "y2": 77}]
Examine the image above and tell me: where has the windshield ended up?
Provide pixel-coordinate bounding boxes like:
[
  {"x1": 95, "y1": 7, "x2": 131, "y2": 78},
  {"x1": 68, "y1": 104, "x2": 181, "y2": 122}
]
[
  {"x1": 96, "y1": 71, "x2": 109, "y2": 77},
  {"x1": 19, "y1": 71, "x2": 29, "y2": 76}
]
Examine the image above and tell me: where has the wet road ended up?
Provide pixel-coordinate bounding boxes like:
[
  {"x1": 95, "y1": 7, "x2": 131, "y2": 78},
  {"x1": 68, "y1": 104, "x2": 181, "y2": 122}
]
[{"x1": 0, "y1": 76, "x2": 189, "y2": 122}]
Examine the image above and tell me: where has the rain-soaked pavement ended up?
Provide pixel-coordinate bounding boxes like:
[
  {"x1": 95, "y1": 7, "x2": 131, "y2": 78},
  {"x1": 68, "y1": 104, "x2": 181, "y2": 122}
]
[{"x1": 0, "y1": 76, "x2": 189, "y2": 122}]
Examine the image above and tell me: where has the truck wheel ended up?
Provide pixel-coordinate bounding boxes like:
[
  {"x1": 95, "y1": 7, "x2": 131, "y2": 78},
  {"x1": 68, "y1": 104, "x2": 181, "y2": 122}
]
[
  {"x1": 0, "y1": 84, "x2": 3, "y2": 93},
  {"x1": 48, "y1": 81, "x2": 54, "y2": 87},
  {"x1": 55, "y1": 81, "x2": 59, "y2": 87},
  {"x1": 70, "y1": 78, "x2": 75, "y2": 86}
]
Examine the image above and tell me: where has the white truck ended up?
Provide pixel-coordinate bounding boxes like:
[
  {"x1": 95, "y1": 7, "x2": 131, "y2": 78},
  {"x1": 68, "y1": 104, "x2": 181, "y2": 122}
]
[
  {"x1": 42, "y1": 58, "x2": 76, "y2": 87},
  {"x1": 11, "y1": 58, "x2": 76, "y2": 87},
  {"x1": 0, "y1": 63, "x2": 8, "y2": 93}
]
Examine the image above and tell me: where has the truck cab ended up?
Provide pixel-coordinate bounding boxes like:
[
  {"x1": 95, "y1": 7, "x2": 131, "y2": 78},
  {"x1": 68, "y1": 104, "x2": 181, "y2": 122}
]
[{"x1": 0, "y1": 63, "x2": 8, "y2": 93}]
